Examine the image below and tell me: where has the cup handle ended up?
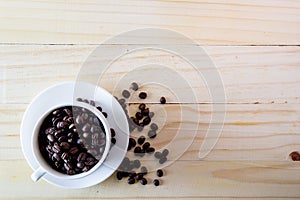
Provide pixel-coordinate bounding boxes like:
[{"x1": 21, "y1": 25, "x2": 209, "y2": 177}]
[{"x1": 31, "y1": 167, "x2": 46, "y2": 182}]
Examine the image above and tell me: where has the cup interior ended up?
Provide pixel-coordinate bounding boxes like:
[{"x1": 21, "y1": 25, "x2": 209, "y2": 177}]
[{"x1": 31, "y1": 101, "x2": 111, "y2": 180}]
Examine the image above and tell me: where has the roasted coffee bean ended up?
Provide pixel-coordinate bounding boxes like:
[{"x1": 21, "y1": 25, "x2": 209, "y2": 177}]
[
  {"x1": 76, "y1": 97, "x2": 83, "y2": 102},
  {"x1": 60, "y1": 142, "x2": 70, "y2": 150},
  {"x1": 140, "y1": 178, "x2": 147, "y2": 185},
  {"x1": 142, "y1": 142, "x2": 150, "y2": 150},
  {"x1": 153, "y1": 179, "x2": 160, "y2": 186},
  {"x1": 148, "y1": 111, "x2": 154, "y2": 118},
  {"x1": 127, "y1": 178, "x2": 135, "y2": 184},
  {"x1": 116, "y1": 171, "x2": 123, "y2": 180},
  {"x1": 138, "y1": 103, "x2": 146, "y2": 110},
  {"x1": 45, "y1": 127, "x2": 56, "y2": 135},
  {"x1": 131, "y1": 117, "x2": 139, "y2": 126},
  {"x1": 55, "y1": 161, "x2": 61, "y2": 168},
  {"x1": 83, "y1": 132, "x2": 89, "y2": 138},
  {"x1": 54, "y1": 130, "x2": 63, "y2": 138},
  {"x1": 129, "y1": 172, "x2": 136, "y2": 179},
  {"x1": 64, "y1": 163, "x2": 72, "y2": 171},
  {"x1": 121, "y1": 171, "x2": 129, "y2": 177},
  {"x1": 69, "y1": 147, "x2": 79, "y2": 155},
  {"x1": 130, "y1": 82, "x2": 139, "y2": 91},
  {"x1": 137, "y1": 125, "x2": 144, "y2": 132},
  {"x1": 122, "y1": 90, "x2": 130, "y2": 98},
  {"x1": 162, "y1": 149, "x2": 169, "y2": 157},
  {"x1": 63, "y1": 108, "x2": 72, "y2": 117},
  {"x1": 129, "y1": 138, "x2": 136, "y2": 148},
  {"x1": 52, "y1": 143, "x2": 61, "y2": 153},
  {"x1": 58, "y1": 136, "x2": 67, "y2": 143},
  {"x1": 77, "y1": 162, "x2": 84, "y2": 169},
  {"x1": 82, "y1": 166, "x2": 89, "y2": 172},
  {"x1": 83, "y1": 99, "x2": 89, "y2": 104},
  {"x1": 57, "y1": 121, "x2": 68, "y2": 129},
  {"x1": 68, "y1": 123, "x2": 75, "y2": 130},
  {"x1": 82, "y1": 123, "x2": 91, "y2": 132},
  {"x1": 139, "y1": 92, "x2": 147, "y2": 99},
  {"x1": 141, "y1": 108, "x2": 149, "y2": 116},
  {"x1": 159, "y1": 157, "x2": 167, "y2": 164},
  {"x1": 140, "y1": 166, "x2": 148, "y2": 174},
  {"x1": 160, "y1": 97, "x2": 166, "y2": 104},
  {"x1": 61, "y1": 152, "x2": 69, "y2": 160},
  {"x1": 77, "y1": 152, "x2": 87, "y2": 162},
  {"x1": 135, "y1": 173, "x2": 143, "y2": 180},
  {"x1": 148, "y1": 130, "x2": 157, "y2": 139},
  {"x1": 67, "y1": 170, "x2": 76, "y2": 175},
  {"x1": 157, "y1": 169, "x2": 163, "y2": 177},
  {"x1": 82, "y1": 113, "x2": 89, "y2": 121},
  {"x1": 134, "y1": 147, "x2": 142, "y2": 155},
  {"x1": 85, "y1": 157, "x2": 95, "y2": 166},
  {"x1": 110, "y1": 128, "x2": 115, "y2": 137},
  {"x1": 75, "y1": 115, "x2": 84, "y2": 124},
  {"x1": 52, "y1": 153, "x2": 60, "y2": 161},
  {"x1": 111, "y1": 138, "x2": 116, "y2": 144},
  {"x1": 118, "y1": 98, "x2": 126, "y2": 105},
  {"x1": 66, "y1": 117, "x2": 73, "y2": 123},
  {"x1": 47, "y1": 134, "x2": 55, "y2": 142},
  {"x1": 52, "y1": 109, "x2": 61, "y2": 116},
  {"x1": 137, "y1": 136, "x2": 146, "y2": 145},
  {"x1": 135, "y1": 112, "x2": 143, "y2": 120},
  {"x1": 146, "y1": 147, "x2": 155, "y2": 154},
  {"x1": 89, "y1": 100, "x2": 95, "y2": 106},
  {"x1": 133, "y1": 160, "x2": 141, "y2": 168},
  {"x1": 154, "y1": 151, "x2": 162, "y2": 159},
  {"x1": 96, "y1": 106, "x2": 102, "y2": 112},
  {"x1": 142, "y1": 116, "x2": 151, "y2": 126},
  {"x1": 150, "y1": 123, "x2": 158, "y2": 131},
  {"x1": 63, "y1": 116, "x2": 68, "y2": 121},
  {"x1": 102, "y1": 112, "x2": 108, "y2": 118}
]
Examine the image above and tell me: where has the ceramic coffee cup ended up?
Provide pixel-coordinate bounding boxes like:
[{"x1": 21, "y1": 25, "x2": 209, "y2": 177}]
[{"x1": 30, "y1": 101, "x2": 111, "y2": 182}]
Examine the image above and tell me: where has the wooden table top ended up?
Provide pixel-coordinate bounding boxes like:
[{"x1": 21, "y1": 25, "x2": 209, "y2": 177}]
[{"x1": 0, "y1": 0, "x2": 300, "y2": 199}]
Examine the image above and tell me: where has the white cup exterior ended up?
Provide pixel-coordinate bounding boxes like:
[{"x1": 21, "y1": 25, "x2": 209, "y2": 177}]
[{"x1": 31, "y1": 101, "x2": 111, "y2": 182}]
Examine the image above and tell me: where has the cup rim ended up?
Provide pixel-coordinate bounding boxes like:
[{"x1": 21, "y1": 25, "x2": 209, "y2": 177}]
[{"x1": 31, "y1": 101, "x2": 111, "y2": 180}]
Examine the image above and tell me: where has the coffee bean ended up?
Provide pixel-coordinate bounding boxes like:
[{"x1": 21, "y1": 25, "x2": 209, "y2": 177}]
[
  {"x1": 160, "y1": 97, "x2": 166, "y2": 104},
  {"x1": 154, "y1": 151, "x2": 162, "y2": 159},
  {"x1": 77, "y1": 162, "x2": 84, "y2": 169},
  {"x1": 85, "y1": 157, "x2": 95, "y2": 166},
  {"x1": 76, "y1": 97, "x2": 83, "y2": 102},
  {"x1": 75, "y1": 115, "x2": 84, "y2": 124},
  {"x1": 129, "y1": 138, "x2": 136, "y2": 148},
  {"x1": 130, "y1": 82, "x2": 139, "y2": 91},
  {"x1": 57, "y1": 121, "x2": 68, "y2": 129},
  {"x1": 69, "y1": 147, "x2": 79, "y2": 155},
  {"x1": 47, "y1": 134, "x2": 55, "y2": 142},
  {"x1": 140, "y1": 166, "x2": 148, "y2": 174},
  {"x1": 116, "y1": 171, "x2": 123, "y2": 180},
  {"x1": 135, "y1": 173, "x2": 143, "y2": 180},
  {"x1": 150, "y1": 123, "x2": 158, "y2": 131},
  {"x1": 118, "y1": 98, "x2": 126, "y2": 105},
  {"x1": 157, "y1": 169, "x2": 163, "y2": 177},
  {"x1": 110, "y1": 128, "x2": 115, "y2": 137},
  {"x1": 138, "y1": 103, "x2": 146, "y2": 110},
  {"x1": 82, "y1": 166, "x2": 89, "y2": 172},
  {"x1": 88, "y1": 149, "x2": 98, "y2": 156},
  {"x1": 82, "y1": 123, "x2": 91, "y2": 132},
  {"x1": 127, "y1": 178, "x2": 135, "y2": 184},
  {"x1": 146, "y1": 147, "x2": 155, "y2": 154},
  {"x1": 140, "y1": 178, "x2": 147, "y2": 185},
  {"x1": 77, "y1": 152, "x2": 87, "y2": 162},
  {"x1": 52, "y1": 153, "x2": 60, "y2": 162},
  {"x1": 133, "y1": 160, "x2": 141, "y2": 168},
  {"x1": 135, "y1": 112, "x2": 143, "y2": 120},
  {"x1": 89, "y1": 100, "x2": 95, "y2": 106},
  {"x1": 96, "y1": 106, "x2": 102, "y2": 112},
  {"x1": 68, "y1": 123, "x2": 75, "y2": 130},
  {"x1": 83, "y1": 132, "x2": 89, "y2": 138},
  {"x1": 162, "y1": 149, "x2": 169, "y2": 157},
  {"x1": 142, "y1": 142, "x2": 150, "y2": 150},
  {"x1": 83, "y1": 99, "x2": 89, "y2": 104},
  {"x1": 81, "y1": 113, "x2": 89, "y2": 121},
  {"x1": 290, "y1": 151, "x2": 300, "y2": 161},
  {"x1": 60, "y1": 142, "x2": 70, "y2": 150},
  {"x1": 52, "y1": 110, "x2": 61, "y2": 116},
  {"x1": 122, "y1": 90, "x2": 130, "y2": 98},
  {"x1": 64, "y1": 163, "x2": 72, "y2": 171},
  {"x1": 139, "y1": 92, "x2": 147, "y2": 99},
  {"x1": 63, "y1": 108, "x2": 72, "y2": 117},
  {"x1": 61, "y1": 152, "x2": 69, "y2": 160},
  {"x1": 54, "y1": 130, "x2": 63, "y2": 138},
  {"x1": 148, "y1": 130, "x2": 157, "y2": 139},
  {"x1": 102, "y1": 112, "x2": 108, "y2": 118},
  {"x1": 159, "y1": 157, "x2": 167, "y2": 164},
  {"x1": 134, "y1": 146, "x2": 142, "y2": 155},
  {"x1": 153, "y1": 179, "x2": 160, "y2": 186},
  {"x1": 142, "y1": 116, "x2": 151, "y2": 126},
  {"x1": 137, "y1": 125, "x2": 143, "y2": 132},
  {"x1": 111, "y1": 138, "x2": 116, "y2": 144},
  {"x1": 45, "y1": 127, "x2": 56, "y2": 135},
  {"x1": 52, "y1": 143, "x2": 61, "y2": 153},
  {"x1": 141, "y1": 108, "x2": 149, "y2": 116},
  {"x1": 149, "y1": 112, "x2": 154, "y2": 118},
  {"x1": 137, "y1": 136, "x2": 146, "y2": 145},
  {"x1": 58, "y1": 136, "x2": 67, "y2": 143},
  {"x1": 99, "y1": 147, "x2": 104, "y2": 154}
]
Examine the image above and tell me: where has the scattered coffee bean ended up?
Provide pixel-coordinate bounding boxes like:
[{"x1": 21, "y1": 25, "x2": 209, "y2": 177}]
[
  {"x1": 89, "y1": 100, "x2": 95, "y2": 106},
  {"x1": 137, "y1": 125, "x2": 144, "y2": 132},
  {"x1": 122, "y1": 90, "x2": 130, "y2": 98},
  {"x1": 127, "y1": 178, "x2": 135, "y2": 184},
  {"x1": 138, "y1": 103, "x2": 146, "y2": 110},
  {"x1": 141, "y1": 108, "x2": 149, "y2": 116},
  {"x1": 157, "y1": 169, "x2": 163, "y2": 177},
  {"x1": 130, "y1": 82, "x2": 139, "y2": 91},
  {"x1": 137, "y1": 136, "x2": 146, "y2": 145},
  {"x1": 96, "y1": 106, "x2": 102, "y2": 112},
  {"x1": 162, "y1": 149, "x2": 169, "y2": 157},
  {"x1": 154, "y1": 152, "x2": 162, "y2": 159},
  {"x1": 102, "y1": 112, "x2": 108, "y2": 118},
  {"x1": 139, "y1": 92, "x2": 147, "y2": 99},
  {"x1": 160, "y1": 97, "x2": 166, "y2": 104},
  {"x1": 116, "y1": 171, "x2": 123, "y2": 180},
  {"x1": 140, "y1": 166, "x2": 148, "y2": 174},
  {"x1": 159, "y1": 157, "x2": 167, "y2": 164},
  {"x1": 146, "y1": 147, "x2": 155, "y2": 154},
  {"x1": 133, "y1": 160, "x2": 141, "y2": 168},
  {"x1": 149, "y1": 112, "x2": 154, "y2": 118},
  {"x1": 142, "y1": 142, "x2": 150, "y2": 150},
  {"x1": 110, "y1": 128, "x2": 116, "y2": 137},
  {"x1": 153, "y1": 179, "x2": 160, "y2": 186},
  {"x1": 135, "y1": 173, "x2": 144, "y2": 180},
  {"x1": 135, "y1": 112, "x2": 143, "y2": 120},
  {"x1": 129, "y1": 138, "x2": 137, "y2": 148},
  {"x1": 140, "y1": 178, "x2": 147, "y2": 185},
  {"x1": 148, "y1": 130, "x2": 157, "y2": 139},
  {"x1": 111, "y1": 138, "x2": 116, "y2": 144},
  {"x1": 142, "y1": 116, "x2": 151, "y2": 126},
  {"x1": 76, "y1": 97, "x2": 83, "y2": 102}
]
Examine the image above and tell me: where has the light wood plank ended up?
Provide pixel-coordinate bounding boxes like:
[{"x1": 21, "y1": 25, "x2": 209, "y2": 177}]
[
  {"x1": 1, "y1": 160, "x2": 300, "y2": 199},
  {"x1": 1, "y1": 103, "x2": 299, "y2": 161},
  {"x1": 0, "y1": 0, "x2": 299, "y2": 44},
  {"x1": 0, "y1": 45, "x2": 299, "y2": 104}
]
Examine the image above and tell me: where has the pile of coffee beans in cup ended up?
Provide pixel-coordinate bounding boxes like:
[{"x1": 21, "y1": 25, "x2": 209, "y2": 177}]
[
  {"x1": 38, "y1": 102, "x2": 111, "y2": 175},
  {"x1": 115, "y1": 82, "x2": 169, "y2": 186}
]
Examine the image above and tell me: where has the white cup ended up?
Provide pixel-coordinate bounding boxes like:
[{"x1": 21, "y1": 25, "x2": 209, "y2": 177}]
[{"x1": 30, "y1": 101, "x2": 111, "y2": 182}]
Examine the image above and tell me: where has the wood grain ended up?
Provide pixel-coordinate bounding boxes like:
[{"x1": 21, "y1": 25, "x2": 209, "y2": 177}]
[
  {"x1": 0, "y1": 0, "x2": 299, "y2": 45},
  {"x1": 0, "y1": 45, "x2": 299, "y2": 104}
]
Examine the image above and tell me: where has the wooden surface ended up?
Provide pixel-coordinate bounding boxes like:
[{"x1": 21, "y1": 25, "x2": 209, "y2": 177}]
[{"x1": 0, "y1": 0, "x2": 300, "y2": 199}]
